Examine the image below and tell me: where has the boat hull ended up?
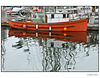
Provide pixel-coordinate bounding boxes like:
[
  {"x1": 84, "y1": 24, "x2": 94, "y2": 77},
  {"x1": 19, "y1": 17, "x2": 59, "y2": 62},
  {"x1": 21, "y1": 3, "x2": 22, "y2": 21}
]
[{"x1": 8, "y1": 19, "x2": 88, "y2": 31}]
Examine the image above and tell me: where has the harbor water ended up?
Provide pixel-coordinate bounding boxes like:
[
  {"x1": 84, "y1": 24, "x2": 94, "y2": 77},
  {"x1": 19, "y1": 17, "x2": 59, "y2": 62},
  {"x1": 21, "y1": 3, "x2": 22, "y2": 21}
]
[{"x1": 1, "y1": 27, "x2": 99, "y2": 72}]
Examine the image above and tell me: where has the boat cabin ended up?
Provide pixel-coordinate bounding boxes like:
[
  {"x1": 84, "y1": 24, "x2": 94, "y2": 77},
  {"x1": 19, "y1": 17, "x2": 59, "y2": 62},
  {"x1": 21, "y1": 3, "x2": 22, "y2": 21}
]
[{"x1": 46, "y1": 13, "x2": 69, "y2": 23}]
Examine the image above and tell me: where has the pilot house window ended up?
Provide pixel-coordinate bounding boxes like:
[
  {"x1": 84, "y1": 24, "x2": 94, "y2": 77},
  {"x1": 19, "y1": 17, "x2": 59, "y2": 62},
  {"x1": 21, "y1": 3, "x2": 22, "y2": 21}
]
[
  {"x1": 67, "y1": 14, "x2": 69, "y2": 18},
  {"x1": 63, "y1": 14, "x2": 66, "y2": 18},
  {"x1": 51, "y1": 14, "x2": 54, "y2": 19}
]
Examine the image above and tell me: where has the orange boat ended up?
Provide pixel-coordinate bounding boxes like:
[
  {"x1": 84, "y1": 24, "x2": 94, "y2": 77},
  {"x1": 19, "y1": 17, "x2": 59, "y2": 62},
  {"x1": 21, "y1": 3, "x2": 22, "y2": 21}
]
[
  {"x1": 9, "y1": 29, "x2": 87, "y2": 43},
  {"x1": 8, "y1": 19, "x2": 88, "y2": 31}
]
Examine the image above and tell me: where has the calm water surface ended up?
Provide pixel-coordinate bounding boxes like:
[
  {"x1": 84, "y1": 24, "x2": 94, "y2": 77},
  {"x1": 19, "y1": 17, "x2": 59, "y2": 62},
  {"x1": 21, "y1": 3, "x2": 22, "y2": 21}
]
[{"x1": 1, "y1": 27, "x2": 99, "y2": 72}]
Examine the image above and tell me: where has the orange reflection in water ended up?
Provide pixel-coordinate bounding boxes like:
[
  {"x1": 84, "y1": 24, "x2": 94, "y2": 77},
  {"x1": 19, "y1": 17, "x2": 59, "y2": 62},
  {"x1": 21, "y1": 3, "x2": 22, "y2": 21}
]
[{"x1": 9, "y1": 29, "x2": 87, "y2": 44}]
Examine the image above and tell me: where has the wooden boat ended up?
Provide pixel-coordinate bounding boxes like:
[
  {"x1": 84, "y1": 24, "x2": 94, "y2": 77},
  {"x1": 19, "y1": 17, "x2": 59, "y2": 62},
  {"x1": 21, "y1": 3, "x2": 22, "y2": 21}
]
[
  {"x1": 8, "y1": 19, "x2": 88, "y2": 31},
  {"x1": 9, "y1": 29, "x2": 87, "y2": 43}
]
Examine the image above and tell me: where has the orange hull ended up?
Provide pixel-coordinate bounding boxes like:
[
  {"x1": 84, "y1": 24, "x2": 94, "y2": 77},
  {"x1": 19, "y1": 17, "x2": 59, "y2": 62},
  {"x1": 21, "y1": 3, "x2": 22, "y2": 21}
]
[
  {"x1": 9, "y1": 29, "x2": 87, "y2": 43},
  {"x1": 8, "y1": 19, "x2": 88, "y2": 31}
]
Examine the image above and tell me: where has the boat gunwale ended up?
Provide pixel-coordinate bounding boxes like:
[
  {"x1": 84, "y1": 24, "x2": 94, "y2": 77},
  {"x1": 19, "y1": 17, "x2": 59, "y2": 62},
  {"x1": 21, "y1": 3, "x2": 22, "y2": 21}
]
[{"x1": 8, "y1": 19, "x2": 88, "y2": 25}]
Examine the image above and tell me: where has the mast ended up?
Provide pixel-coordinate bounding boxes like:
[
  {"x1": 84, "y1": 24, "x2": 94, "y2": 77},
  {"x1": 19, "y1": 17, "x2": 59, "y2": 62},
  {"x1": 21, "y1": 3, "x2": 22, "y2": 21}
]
[{"x1": 44, "y1": 6, "x2": 47, "y2": 23}]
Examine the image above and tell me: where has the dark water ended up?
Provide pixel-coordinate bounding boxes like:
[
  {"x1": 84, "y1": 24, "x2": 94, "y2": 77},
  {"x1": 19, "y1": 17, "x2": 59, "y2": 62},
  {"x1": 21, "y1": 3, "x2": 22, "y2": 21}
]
[{"x1": 1, "y1": 27, "x2": 99, "y2": 72}]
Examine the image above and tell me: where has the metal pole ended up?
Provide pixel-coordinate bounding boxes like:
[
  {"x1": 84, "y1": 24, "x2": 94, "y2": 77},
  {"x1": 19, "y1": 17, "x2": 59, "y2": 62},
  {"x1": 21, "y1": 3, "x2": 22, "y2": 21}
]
[{"x1": 54, "y1": 6, "x2": 56, "y2": 13}]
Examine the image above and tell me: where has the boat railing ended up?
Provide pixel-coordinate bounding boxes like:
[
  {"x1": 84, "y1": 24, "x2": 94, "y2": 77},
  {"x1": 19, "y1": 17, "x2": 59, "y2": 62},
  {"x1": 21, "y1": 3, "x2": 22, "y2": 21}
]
[{"x1": 8, "y1": 10, "x2": 88, "y2": 23}]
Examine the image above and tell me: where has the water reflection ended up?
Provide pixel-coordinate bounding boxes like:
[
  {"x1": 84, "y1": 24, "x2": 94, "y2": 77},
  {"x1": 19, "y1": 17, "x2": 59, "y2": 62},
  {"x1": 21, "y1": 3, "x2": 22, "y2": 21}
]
[
  {"x1": 8, "y1": 29, "x2": 87, "y2": 43},
  {"x1": 1, "y1": 28, "x2": 8, "y2": 70},
  {"x1": 1, "y1": 28, "x2": 99, "y2": 72}
]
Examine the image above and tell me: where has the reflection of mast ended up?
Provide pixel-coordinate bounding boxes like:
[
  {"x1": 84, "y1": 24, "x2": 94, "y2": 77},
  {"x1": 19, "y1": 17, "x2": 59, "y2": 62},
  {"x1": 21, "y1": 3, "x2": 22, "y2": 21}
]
[
  {"x1": 42, "y1": 44, "x2": 61, "y2": 72},
  {"x1": 50, "y1": 47, "x2": 61, "y2": 72},
  {"x1": 42, "y1": 39, "x2": 78, "y2": 71},
  {"x1": 1, "y1": 40, "x2": 6, "y2": 70},
  {"x1": 1, "y1": 28, "x2": 8, "y2": 71},
  {"x1": 63, "y1": 42, "x2": 76, "y2": 71}
]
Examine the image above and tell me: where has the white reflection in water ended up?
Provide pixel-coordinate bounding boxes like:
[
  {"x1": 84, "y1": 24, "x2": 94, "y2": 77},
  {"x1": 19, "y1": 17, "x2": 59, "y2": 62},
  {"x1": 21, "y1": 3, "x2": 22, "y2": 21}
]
[{"x1": 1, "y1": 28, "x2": 99, "y2": 72}]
